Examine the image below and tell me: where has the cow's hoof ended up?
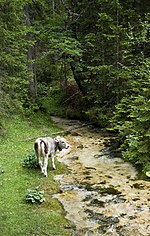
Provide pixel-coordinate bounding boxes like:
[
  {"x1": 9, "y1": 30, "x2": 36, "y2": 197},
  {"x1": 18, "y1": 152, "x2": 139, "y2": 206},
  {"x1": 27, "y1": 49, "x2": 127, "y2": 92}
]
[{"x1": 53, "y1": 167, "x2": 56, "y2": 170}]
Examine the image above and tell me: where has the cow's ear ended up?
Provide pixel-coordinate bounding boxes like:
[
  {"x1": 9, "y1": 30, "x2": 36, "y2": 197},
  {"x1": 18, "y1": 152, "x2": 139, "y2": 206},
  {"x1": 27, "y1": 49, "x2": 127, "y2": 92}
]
[{"x1": 54, "y1": 137, "x2": 59, "y2": 143}]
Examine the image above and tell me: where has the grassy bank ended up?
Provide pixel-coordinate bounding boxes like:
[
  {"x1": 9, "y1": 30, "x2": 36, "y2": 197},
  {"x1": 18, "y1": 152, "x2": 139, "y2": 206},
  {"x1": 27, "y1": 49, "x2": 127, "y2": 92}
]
[{"x1": 0, "y1": 113, "x2": 71, "y2": 236}]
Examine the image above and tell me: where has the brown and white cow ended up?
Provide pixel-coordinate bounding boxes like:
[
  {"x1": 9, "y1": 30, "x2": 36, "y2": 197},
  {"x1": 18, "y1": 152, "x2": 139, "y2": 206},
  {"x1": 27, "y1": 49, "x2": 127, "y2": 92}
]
[{"x1": 34, "y1": 136, "x2": 69, "y2": 177}]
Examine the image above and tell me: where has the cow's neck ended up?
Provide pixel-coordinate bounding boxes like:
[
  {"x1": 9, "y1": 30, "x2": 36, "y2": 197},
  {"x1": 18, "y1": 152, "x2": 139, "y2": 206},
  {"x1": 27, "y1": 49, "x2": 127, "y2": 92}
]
[{"x1": 55, "y1": 142, "x2": 62, "y2": 152}]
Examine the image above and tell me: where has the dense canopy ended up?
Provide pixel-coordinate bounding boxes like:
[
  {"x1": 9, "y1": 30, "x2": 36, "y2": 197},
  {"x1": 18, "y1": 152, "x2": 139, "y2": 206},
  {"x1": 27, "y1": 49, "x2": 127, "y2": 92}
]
[{"x1": 1, "y1": 0, "x2": 150, "y2": 174}]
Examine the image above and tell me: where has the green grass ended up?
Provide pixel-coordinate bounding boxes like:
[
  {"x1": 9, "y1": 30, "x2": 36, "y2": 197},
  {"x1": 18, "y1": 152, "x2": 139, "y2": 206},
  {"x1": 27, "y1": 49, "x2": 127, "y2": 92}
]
[{"x1": 0, "y1": 113, "x2": 71, "y2": 236}]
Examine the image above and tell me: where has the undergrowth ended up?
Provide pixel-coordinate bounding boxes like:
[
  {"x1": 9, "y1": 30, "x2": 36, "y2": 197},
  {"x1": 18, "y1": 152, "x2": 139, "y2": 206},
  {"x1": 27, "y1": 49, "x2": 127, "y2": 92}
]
[
  {"x1": 0, "y1": 112, "x2": 71, "y2": 236},
  {"x1": 22, "y1": 151, "x2": 39, "y2": 169},
  {"x1": 26, "y1": 188, "x2": 45, "y2": 204}
]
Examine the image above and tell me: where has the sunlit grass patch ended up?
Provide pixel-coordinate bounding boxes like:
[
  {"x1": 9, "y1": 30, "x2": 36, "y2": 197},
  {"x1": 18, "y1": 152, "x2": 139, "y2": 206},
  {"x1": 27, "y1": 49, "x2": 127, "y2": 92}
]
[{"x1": 0, "y1": 113, "x2": 70, "y2": 236}]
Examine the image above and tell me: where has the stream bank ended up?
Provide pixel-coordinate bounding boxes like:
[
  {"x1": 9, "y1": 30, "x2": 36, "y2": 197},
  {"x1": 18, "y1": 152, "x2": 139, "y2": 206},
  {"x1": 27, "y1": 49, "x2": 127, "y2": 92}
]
[{"x1": 52, "y1": 117, "x2": 150, "y2": 236}]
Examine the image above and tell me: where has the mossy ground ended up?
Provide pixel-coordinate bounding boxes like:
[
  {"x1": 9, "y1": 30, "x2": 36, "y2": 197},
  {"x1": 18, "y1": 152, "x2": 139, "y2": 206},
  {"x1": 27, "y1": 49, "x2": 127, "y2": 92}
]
[{"x1": 0, "y1": 113, "x2": 71, "y2": 236}]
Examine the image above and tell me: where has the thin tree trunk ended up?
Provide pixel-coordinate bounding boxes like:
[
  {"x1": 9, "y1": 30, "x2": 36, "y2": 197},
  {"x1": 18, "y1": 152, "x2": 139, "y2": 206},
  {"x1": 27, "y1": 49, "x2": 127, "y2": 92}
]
[
  {"x1": 70, "y1": 62, "x2": 86, "y2": 95},
  {"x1": 25, "y1": 4, "x2": 37, "y2": 103},
  {"x1": 116, "y1": 5, "x2": 119, "y2": 103}
]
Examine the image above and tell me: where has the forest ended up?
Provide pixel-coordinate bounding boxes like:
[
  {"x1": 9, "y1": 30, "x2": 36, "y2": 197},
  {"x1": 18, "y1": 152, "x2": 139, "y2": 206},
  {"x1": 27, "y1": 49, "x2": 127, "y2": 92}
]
[{"x1": 1, "y1": 0, "x2": 150, "y2": 176}]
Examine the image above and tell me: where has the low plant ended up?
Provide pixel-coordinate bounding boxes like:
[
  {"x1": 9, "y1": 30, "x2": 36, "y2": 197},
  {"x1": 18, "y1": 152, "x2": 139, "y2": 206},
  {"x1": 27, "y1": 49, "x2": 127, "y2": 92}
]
[
  {"x1": 144, "y1": 163, "x2": 150, "y2": 178},
  {"x1": 26, "y1": 188, "x2": 45, "y2": 204},
  {"x1": 22, "y1": 151, "x2": 39, "y2": 169}
]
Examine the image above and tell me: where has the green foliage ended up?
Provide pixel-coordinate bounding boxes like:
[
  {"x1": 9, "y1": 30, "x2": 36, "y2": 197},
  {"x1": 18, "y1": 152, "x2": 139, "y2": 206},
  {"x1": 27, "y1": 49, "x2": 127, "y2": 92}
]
[
  {"x1": 47, "y1": 36, "x2": 83, "y2": 60},
  {"x1": 1, "y1": 0, "x2": 150, "y2": 175},
  {"x1": 22, "y1": 151, "x2": 38, "y2": 169},
  {"x1": 85, "y1": 106, "x2": 109, "y2": 127},
  {"x1": 0, "y1": 0, "x2": 36, "y2": 114},
  {"x1": 145, "y1": 162, "x2": 150, "y2": 177},
  {"x1": 37, "y1": 83, "x2": 63, "y2": 114},
  {"x1": 26, "y1": 188, "x2": 45, "y2": 204},
  {"x1": 111, "y1": 58, "x2": 150, "y2": 175}
]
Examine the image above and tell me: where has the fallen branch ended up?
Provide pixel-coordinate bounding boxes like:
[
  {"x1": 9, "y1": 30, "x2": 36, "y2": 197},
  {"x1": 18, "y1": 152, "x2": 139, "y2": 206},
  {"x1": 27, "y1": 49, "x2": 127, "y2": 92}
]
[
  {"x1": 62, "y1": 91, "x2": 81, "y2": 104},
  {"x1": 51, "y1": 121, "x2": 95, "y2": 135},
  {"x1": 24, "y1": 121, "x2": 95, "y2": 142}
]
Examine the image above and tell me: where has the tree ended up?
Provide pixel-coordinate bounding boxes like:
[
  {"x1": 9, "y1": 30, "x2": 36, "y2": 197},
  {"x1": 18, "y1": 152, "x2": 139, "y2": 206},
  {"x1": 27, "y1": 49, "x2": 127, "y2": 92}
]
[
  {"x1": 0, "y1": 0, "x2": 31, "y2": 113},
  {"x1": 111, "y1": 10, "x2": 150, "y2": 175},
  {"x1": 24, "y1": 3, "x2": 37, "y2": 103}
]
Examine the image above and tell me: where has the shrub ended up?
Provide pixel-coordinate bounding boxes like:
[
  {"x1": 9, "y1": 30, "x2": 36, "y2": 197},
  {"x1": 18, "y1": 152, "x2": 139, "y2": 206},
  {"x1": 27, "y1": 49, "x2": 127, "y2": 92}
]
[
  {"x1": 26, "y1": 188, "x2": 45, "y2": 204},
  {"x1": 144, "y1": 163, "x2": 150, "y2": 178},
  {"x1": 85, "y1": 106, "x2": 109, "y2": 127},
  {"x1": 22, "y1": 151, "x2": 38, "y2": 169}
]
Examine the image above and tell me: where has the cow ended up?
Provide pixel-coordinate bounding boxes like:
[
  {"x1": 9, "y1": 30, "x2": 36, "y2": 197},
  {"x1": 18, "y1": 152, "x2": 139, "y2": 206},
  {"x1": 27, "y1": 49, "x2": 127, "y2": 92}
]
[{"x1": 34, "y1": 136, "x2": 69, "y2": 177}]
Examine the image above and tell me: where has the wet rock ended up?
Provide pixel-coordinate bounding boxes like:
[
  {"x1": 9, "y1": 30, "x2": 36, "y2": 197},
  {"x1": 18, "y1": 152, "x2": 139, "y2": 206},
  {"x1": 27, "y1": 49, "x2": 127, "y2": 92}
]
[
  {"x1": 132, "y1": 183, "x2": 145, "y2": 189},
  {"x1": 85, "y1": 167, "x2": 96, "y2": 170},
  {"x1": 136, "y1": 206, "x2": 147, "y2": 212},
  {"x1": 84, "y1": 182, "x2": 94, "y2": 191},
  {"x1": 94, "y1": 154, "x2": 101, "y2": 158},
  {"x1": 120, "y1": 213, "x2": 127, "y2": 217},
  {"x1": 85, "y1": 209, "x2": 119, "y2": 234},
  {"x1": 111, "y1": 197, "x2": 126, "y2": 204},
  {"x1": 83, "y1": 184, "x2": 122, "y2": 196},
  {"x1": 105, "y1": 175, "x2": 113, "y2": 179},
  {"x1": 83, "y1": 195, "x2": 93, "y2": 202},
  {"x1": 98, "y1": 147, "x2": 111, "y2": 158},
  {"x1": 88, "y1": 199, "x2": 105, "y2": 207},
  {"x1": 99, "y1": 180, "x2": 107, "y2": 184},
  {"x1": 64, "y1": 223, "x2": 76, "y2": 230},
  {"x1": 98, "y1": 187, "x2": 122, "y2": 195},
  {"x1": 99, "y1": 215, "x2": 119, "y2": 225},
  {"x1": 84, "y1": 176, "x2": 92, "y2": 180},
  {"x1": 61, "y1": 183, "x2": 84, "y2": 192},
  {"x1": 127, "y1": 175, "x2": 131, "y2": 179},
  {"x1": 71, "y1": 156, "x2": 79, "y2": 160},
  {"x1": 77, "y1": 144, "x2": 84, "y2": 149},
  {"x1": 84, "y1": 209, "x2": 103, "y2": 219},
  {"x1": 132, "y1": 197, "x2": 140, "y2": 201},
  {"x1": 129, "y1": 215, "x2": 137, "y2": 220},
  {"x1": 83, "y1": 170, "x2": 91, "y2": 175},
  {"x1": 116, "y1": 225, "x2": 126, "y2": 236}
]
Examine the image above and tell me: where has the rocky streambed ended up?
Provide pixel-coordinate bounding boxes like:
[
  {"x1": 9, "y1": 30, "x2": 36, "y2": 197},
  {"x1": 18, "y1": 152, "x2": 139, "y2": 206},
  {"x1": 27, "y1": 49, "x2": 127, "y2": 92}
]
[{"x1": 52, "y1": 117, "x2": 150, "y2": 236}]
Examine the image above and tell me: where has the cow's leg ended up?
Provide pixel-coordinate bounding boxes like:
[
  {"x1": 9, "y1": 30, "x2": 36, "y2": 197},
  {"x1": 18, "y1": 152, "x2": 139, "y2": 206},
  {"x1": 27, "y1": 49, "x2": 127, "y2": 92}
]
[
  {"x1": 43, "y1": 154, "x2": 49, "y2": 177},
  {"x1": 37, "y1": 156, "x2": 44, "y2": 174},
  {"x1": 38, "y1": 158, "x2": 43, "y2": 172},
  {"x1": 35, "y1": 151, "x2": 43, "y2": 174},
  {"x1": 51, "y1": 153, "x2": 56, "y2": 170}
]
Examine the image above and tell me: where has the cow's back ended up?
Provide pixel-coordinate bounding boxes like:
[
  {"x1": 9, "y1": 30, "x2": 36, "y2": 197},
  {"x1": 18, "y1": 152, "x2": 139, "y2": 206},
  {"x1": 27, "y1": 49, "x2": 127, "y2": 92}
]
[
  {"x1": 42, "y1": 137, "x2": 55, "y2": 155},
  {"x1": 34, "y1": 138, "x2": 47, "y2": 156}
]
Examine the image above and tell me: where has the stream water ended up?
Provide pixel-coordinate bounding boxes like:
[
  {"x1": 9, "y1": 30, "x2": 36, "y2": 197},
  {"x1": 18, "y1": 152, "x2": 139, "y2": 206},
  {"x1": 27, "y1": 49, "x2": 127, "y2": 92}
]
[{"x1": 52, "y1": 117, "x2": 150, "y2": 236}]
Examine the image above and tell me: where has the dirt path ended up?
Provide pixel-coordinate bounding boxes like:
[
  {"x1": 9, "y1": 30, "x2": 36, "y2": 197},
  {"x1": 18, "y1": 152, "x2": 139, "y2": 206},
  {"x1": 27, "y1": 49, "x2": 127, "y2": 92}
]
[{"x1": 52, "y1": 117, "x2": 150, "y2": 236}]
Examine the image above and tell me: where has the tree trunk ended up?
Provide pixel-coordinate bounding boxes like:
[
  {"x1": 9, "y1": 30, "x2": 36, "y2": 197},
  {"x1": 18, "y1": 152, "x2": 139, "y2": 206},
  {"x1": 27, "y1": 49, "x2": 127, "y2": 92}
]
[
  {"x1": 25, "y1": 4, "x2": 37, "y2": 103},
  {"x1": 70, "y1": 62, "x2": 86, "y2": 95}
]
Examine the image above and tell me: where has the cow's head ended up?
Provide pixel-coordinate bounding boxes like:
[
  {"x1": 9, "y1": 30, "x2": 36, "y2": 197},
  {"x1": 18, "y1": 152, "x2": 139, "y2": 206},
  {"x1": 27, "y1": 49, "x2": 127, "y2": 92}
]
[{"x1": 54, "y1": 136, "x2": 69, "y2": 151}]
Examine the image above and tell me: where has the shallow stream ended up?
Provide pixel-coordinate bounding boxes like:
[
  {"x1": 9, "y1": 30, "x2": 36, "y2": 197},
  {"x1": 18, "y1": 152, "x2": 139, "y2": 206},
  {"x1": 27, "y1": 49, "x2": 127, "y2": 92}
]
[{"x1": 52, "y1": 117, "x2": 150, "y2": 236}]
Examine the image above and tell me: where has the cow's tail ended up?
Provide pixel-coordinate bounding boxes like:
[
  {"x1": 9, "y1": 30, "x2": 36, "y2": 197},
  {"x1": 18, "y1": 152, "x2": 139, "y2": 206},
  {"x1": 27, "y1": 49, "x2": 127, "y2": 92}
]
[
  {"x1": 40, "y1": 140, "x2": 48, "y2": 154},
  {"x1": 34, "y1": 139, "x2": 48, "y2": 156}
]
